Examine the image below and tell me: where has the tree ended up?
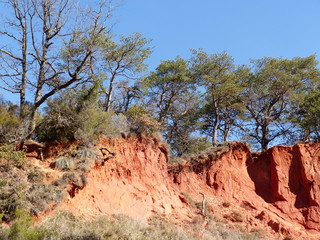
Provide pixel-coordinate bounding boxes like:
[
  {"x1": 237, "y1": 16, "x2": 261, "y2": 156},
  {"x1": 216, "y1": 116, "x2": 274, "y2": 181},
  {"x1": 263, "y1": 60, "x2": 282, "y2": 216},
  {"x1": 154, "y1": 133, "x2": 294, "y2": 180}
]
[
  {"x1": 292, "y1": 87, "x2": 320, "y2": 142},
  {"x1": 0, "y1": 0, "x2": 113, "y2": 140},
  {"x1": 238, "y1": 55, "x2": 319, "y2": 151},
  {"x1": 143, "y1": 57, "x2": 200, "y2": 155},
  {"x1": 100, "y1": 33, "x2": 152, "y2": 112},
  {"x1": 143, "y1": 57, "x2": 195, "y2": 123},
  {"x1": 191, "y1": 49, "x2": 242, "y2": 146}
]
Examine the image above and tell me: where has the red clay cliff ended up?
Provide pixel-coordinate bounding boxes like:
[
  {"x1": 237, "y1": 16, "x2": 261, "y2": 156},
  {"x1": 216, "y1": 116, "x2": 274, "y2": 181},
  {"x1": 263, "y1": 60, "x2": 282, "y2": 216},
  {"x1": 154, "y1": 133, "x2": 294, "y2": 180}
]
[{"x1": 58, "y1": 137, "x2": 320, "y2": 239}]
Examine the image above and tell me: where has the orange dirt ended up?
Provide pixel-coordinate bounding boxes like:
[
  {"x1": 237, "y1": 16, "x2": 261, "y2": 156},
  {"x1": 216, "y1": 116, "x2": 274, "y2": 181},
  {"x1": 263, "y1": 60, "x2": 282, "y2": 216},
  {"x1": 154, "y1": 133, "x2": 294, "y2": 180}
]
[{"x1": 50, "y1": 137, "x2": 320, "y2": 239}]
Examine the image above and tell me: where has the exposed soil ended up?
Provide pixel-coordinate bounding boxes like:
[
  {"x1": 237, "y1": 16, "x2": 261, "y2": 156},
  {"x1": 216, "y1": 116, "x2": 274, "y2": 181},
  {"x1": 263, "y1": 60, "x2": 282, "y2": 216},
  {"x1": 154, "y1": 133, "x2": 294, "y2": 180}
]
[{"x1": 26, "y1": 136, "x2": 320, "y2": 239}]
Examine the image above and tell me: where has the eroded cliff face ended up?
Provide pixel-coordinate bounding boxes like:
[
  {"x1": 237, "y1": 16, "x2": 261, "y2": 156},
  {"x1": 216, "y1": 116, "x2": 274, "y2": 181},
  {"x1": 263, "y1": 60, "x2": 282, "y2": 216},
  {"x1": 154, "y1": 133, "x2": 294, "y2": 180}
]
[
  {"x1": 59, "y1": 137, "x2": 320, "y2": 239},
  {"x1": 169, "y1": 142, "x2": 320, "y2": 239},
  {"x1": 62, "y1": 136, "x2": 192, "y2": 222}
]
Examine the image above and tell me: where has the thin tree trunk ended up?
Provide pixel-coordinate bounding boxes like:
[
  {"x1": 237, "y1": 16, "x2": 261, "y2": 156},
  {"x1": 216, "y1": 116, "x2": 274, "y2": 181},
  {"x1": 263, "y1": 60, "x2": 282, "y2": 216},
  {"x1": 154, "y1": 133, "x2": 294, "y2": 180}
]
[
  {"x1": 105, "y1": 73, "x2": 116, "y2": 112},
  {"x1": 261, "y1": 124, "x2": 269, "y2": 151},
  {"x1": 223, "y1": 126, "x2": 231, "y2": 142},
  {"x1": 20, "y1": 21, "x2": 27, "y2": 120},
  {"x1": 212, "y1": 100, "x2": 219, "y2": 146}
]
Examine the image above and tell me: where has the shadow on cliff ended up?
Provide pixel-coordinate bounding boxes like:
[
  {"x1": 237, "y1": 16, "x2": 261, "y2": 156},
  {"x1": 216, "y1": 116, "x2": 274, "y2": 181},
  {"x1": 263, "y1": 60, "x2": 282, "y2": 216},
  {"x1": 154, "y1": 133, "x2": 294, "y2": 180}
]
[
  {"x1": 288, "y1": 145, "x2": 318, "y2": 209},
  {"x1": 246, "y1": 151, "x2": 278, "y2": 203}
]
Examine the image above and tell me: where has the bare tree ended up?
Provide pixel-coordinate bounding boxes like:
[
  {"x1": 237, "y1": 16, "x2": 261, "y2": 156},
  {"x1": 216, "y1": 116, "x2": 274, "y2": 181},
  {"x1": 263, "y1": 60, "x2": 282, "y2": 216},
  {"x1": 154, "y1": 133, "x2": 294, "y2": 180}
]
[{"x1": 0, "y1": 0, "x2": 114, "y2": 140}]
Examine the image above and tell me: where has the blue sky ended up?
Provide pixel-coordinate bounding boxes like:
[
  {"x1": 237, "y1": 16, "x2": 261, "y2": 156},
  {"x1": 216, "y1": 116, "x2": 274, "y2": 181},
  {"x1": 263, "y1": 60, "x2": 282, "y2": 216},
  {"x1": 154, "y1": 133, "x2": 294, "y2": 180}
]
[
  {"x1": 113, "y1": 0, "x2": 320, "y2": 69},
  {"x1": 1, "y1": 0, "x2": 320, "y2": 103}
]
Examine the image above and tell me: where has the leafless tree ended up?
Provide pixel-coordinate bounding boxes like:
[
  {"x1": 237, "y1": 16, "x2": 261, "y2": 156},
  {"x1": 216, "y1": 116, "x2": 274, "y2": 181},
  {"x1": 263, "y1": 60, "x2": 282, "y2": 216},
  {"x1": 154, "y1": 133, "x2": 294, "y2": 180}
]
[{"x1": 0, "y1": 0, "x2": 114, "y2": 140}]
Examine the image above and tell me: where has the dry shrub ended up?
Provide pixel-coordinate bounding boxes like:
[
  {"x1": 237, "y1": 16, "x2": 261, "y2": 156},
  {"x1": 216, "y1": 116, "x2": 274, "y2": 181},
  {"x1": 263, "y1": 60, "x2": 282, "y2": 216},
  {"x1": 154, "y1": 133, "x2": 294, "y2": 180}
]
[{"x1": 54, "y1": 157, "x2": 74, "y2": 171}]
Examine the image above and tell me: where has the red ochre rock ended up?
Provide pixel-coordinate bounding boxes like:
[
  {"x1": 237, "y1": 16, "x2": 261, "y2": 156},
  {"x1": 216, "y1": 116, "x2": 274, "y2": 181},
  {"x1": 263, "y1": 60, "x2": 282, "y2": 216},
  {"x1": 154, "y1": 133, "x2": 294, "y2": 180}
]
[{"x1": 58, "y1": 137, "x2": 320, "y2": 239}]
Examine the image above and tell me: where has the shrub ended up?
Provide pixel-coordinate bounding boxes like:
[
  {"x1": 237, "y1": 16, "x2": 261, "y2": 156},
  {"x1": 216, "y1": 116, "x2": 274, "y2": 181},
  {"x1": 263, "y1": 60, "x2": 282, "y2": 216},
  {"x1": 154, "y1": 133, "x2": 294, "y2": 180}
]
[
  {"x1": 76, "y1": 159, "x2": 93, "y2": 172},
  {"x1": 8, "y1": 209, "x2": 46, "y2": 240},
  {"x1": 0, "y1": 176, "x2": 27, "y2": 222},
  {"x1": 62, "y1": 172, "x2": 87, "y2": 189},
  {"x1": 75, "y1": 147, "x2": 101, "y2": 160},
  {"x1": 0, "y1": 104, "x2": 22, "y2": 144},
  {"x1": 125, "y1": 105, "x2": 160, "y2": 136},
  {"x1": 223, "y1": 211, "x2": 243, "y2": 222},
  {"x1": 0, "y1": 145, "x2": 26, "y2": 169},
  {"x1": 54, "y1": 157, "x2": 74, "y2": 170},
  {"x1": 36, "y1": 86, "x2": 129, "y2": 144},
  {"x1": 26, "y1": 185, "x2": 65, "y2": 216},
  {"x1": 27, "y1": 169, "x2": 44, "y2": 183}
]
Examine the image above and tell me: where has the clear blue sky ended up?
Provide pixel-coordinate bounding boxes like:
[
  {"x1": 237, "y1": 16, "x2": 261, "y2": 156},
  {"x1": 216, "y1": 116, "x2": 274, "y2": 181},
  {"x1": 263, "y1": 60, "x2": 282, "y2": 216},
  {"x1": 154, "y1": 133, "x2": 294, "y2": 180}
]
[
  {"x1": 1, "y1": 0, "x2": 320, "y2": 103},
  {"x1": 113, "y1": 0, "x2": 320, "y2": 69}
]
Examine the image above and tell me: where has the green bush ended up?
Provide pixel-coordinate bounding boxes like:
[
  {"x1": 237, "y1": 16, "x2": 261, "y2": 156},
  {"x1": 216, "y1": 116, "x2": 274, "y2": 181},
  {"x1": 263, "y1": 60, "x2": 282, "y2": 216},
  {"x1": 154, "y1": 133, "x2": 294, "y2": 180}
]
[
  {"x1": 27, "y1": 169, "x2": 45, "y2": 183},
  {"x1": 125, "y1": 105, "x2": 160, "y2": 136},
  {"x1": 0, "y1": 145, "x2": 26, "y2": 169},
  {"x1": 0, "y1": 173, "x2": 27, "y2": 222},
  {"x1": 8, "y1": 209, "x2": 46, "y2": 240},
  {"x1": 0, "y1": 104, "x2": 22, "y2": 144},
  {"x1": 36, "y1": 87, "x2": 129, "y2": 144}
]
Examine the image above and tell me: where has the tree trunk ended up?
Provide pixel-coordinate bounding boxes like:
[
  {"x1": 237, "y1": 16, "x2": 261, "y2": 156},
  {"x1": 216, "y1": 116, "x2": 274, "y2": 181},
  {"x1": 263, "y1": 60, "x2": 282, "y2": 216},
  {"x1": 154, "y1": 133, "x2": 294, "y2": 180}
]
[
  {"x1": 105, "y1": 73, "x2": 116, "y2": 112},
  {"x1": 223, "y1": 126, "x2": 231, "y2": 142},
  {"x1": 212, "y1": 100, "x2": 219, "y2": 146},
  {"x1": 20, "y1": 20, "x2": 27, "y2": 120},
  {"x1": 261, "y1": 124, "x2": 269, "y2": 151}
]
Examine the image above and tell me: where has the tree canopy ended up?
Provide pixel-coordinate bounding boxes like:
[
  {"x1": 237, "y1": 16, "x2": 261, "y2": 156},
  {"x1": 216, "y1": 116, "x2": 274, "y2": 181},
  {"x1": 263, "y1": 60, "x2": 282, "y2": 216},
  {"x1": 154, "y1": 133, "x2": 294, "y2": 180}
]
[{"x1": 0, "y1": 0, "x2": 319, "y2": 153}]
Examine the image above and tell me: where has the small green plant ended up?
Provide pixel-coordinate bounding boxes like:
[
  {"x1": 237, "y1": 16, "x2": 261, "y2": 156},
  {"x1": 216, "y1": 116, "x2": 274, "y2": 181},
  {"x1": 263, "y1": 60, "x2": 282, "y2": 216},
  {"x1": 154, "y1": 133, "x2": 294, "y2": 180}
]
[
  {"x1": 62, "y1": 172, "x2": 87, "y2": 189},
  {"x1": 54, "y1": 156, "x2": 74, "y2": 170},
  {"x1": 0, "y1": 145, "x2": 26, "y2": 168},
  {"x1": 0, "y1": 105, "x2": 22, "y2": 144},
  {"x1": 8, "y1": 209, "x2": 46, "y2": 240}
]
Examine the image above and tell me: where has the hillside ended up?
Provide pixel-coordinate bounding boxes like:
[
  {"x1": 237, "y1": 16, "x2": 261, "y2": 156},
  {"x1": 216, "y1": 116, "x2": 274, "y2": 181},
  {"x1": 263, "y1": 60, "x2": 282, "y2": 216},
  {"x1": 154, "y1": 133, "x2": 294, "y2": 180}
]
[{"x1": 0, "y1": 136, "x2": 319, "y2": 239}]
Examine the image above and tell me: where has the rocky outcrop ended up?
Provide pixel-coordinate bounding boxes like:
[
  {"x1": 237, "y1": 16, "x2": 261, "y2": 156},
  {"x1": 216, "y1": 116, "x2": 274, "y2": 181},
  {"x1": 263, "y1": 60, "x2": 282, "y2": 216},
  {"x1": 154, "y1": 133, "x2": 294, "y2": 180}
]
[
  {"x1": 58, "y1": 137, "x2": 320, "y2": 239},
  {"x1": 169, "y1": 142, "x2": 320, "y2": 239},
  {"x1": 62, "y1": 136, "x2": 192, "y2": 221}
]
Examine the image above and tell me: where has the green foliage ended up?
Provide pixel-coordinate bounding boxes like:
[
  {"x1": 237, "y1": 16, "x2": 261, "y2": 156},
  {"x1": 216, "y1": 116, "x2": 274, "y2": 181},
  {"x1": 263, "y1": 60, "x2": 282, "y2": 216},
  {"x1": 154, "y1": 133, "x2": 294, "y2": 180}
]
[
  {"x1": 143, "y1": 57, "x2": 195, "y2": 123},
  {"x1": 191, "y1": 49, "x2": 243, "y2": 146},
  {"x1": 0, "y1": 208, "x2": 267, "y2": 240},
  {"x1": 292, "y1": 88, "x2": 320, "y2": 141},
  {"x1": 125, "y1": 105, "x2": 160, "y2": 136},
  {"x1": 37, "y1": 83, "x2": 128, "y2": 143},
  {"x1": 100, "y1": 32, "x2": 152, "y2": 112},
  {"x1": 238, "y1": 55, "x2": 319, "y2": 150},
  {"x1": 176, "y1": 137, "x2": 212, "y2": 157},
  {"x1": 8, "y1": 209, "x2": 46, "y2": 240},
  {"x1": 62, "y1": 172, "x2": 88, "y2": 189},
  {"x1": 143, "y1": 57, "x2": 202, "y2": 155},
  {"x1": 27, "y1": 169, "x2": 45, "y2": 183},
  {"x1": 34, "y1": 211, "x2": 191, "y2": 240},
  {"x1": 0, "y1": 172, "x2": 27, "y2": 222},
  {"x1": 0, "y1": 145, "x2": 26, "y2": 169},
  {"x1": 0, "y1": 105, "x2": 21, "y2": 144}
]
